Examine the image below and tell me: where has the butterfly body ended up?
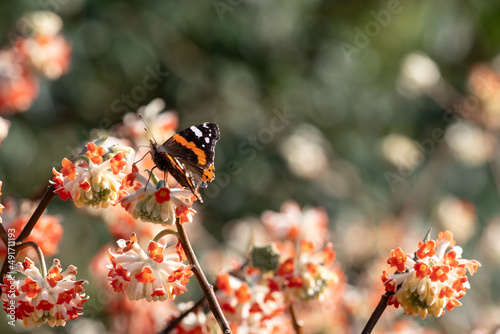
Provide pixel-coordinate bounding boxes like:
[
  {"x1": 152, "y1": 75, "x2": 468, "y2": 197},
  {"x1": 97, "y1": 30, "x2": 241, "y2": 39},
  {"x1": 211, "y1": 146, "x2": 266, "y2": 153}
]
[{"x1": 150, "y1": 122, "x2": 220, "y2": 202}]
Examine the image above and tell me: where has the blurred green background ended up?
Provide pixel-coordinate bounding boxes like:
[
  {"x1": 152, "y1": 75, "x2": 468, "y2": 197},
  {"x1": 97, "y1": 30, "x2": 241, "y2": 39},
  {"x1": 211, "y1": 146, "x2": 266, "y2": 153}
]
[{"x1": 1, "y1": 0, "x2": 500, "y2": 333}]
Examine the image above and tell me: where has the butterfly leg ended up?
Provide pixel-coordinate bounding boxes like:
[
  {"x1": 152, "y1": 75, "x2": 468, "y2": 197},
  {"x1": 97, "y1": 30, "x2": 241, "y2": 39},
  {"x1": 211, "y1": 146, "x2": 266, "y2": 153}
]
[{"x1": 145, "y1": 166, "x2": 156, "y2": 189}]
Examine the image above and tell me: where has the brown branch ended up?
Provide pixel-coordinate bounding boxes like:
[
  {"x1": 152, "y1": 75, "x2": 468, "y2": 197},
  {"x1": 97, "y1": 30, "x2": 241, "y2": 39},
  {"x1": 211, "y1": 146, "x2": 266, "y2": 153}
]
[
  {"x1": 175, "y1": 218, "x2": 232, "y2": 334},
  {"x1": 361, "y1": 291, "x2": 394, "y2": 334},
  {"x1": 289, "y1": 303, "x2": 303, "y2": 334},
  {"x1": 0, "y1": 223, "x2": 8, "y2": 248},
  {"x1": 161, "y1": 294, "x2": 207, "y2": 334},
  {"x1": 17, "y1": 184, "x2": 56, "y2": 242},
  {"x1": 160, "y1": 260, "x2": 251, "y2": 333},
  {"x1": 18, "y1": 241, "x2": 47, "y2": 276},
  {"x1": 0, "y1": 184, "x2": 56, "y2": 280},
  {"x1": 0, "y1": 253, "x2": 14, "y2": 279}
]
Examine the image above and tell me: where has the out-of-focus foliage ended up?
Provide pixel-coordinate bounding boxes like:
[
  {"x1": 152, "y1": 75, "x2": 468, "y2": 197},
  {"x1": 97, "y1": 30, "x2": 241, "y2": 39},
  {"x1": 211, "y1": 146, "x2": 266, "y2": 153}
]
[{"x1": 1, "y1": 0, "x2": 500, "y2": 333}]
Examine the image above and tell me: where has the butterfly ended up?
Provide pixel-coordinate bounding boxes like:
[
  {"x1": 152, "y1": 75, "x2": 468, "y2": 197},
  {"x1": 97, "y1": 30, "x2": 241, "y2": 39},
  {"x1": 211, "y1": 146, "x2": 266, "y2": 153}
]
[{"x1": 149, "y1": 122, "x2": 220, "y2": 203}]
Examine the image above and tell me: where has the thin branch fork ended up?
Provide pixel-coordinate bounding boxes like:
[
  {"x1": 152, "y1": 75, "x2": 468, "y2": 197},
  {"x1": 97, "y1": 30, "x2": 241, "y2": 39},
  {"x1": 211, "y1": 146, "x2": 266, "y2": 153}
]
[{"x1": 161, "y1": 294, "x2": 207, "y2": 334}]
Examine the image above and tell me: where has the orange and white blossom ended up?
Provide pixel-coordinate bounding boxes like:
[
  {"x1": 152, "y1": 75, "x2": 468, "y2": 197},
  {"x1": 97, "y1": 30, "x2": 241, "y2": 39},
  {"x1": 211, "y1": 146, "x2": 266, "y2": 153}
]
[
  {"x1": 52, "y1": 141, "x2": 134, "y2": 208},
  {"x1": 257, "y1": 202, "x2": 340, "y2": 303},
  {"x1": 0, "y1": 48, "x2": 38, "y2": 114},
  {"x1": 168, "y1": 302, "x2": 218, "y2": 334},
  {"x1": 119, "y1": 164, "x2": 196, "y2": 225},
  {"x1": 114, "y1": 98, "x2": 178, "y2": 147},
  {"x1": 274, "y1": 240, "x2": 338, "y2": 302},
  {"x1": 214, "y1": 271, "x2": 292, "y2": 333},
  {"x1": 89, "y1": 246, "x2": 177, "y2": 334},
  {"x1": 0, "y1": 11, "x2": 71, "y2": 115},
  {"x1": 0, "y1": 258, "x2": 88, "y2": 327},
  {"x1": 107, "y1": 233, "x2": 193, "y2": 302},
  {"x1": 381, "y1": 231, "x2": 481, "y2": 319},
  {"x1": 261, "y1": 201, "x2": 329, "y2": 249},
  {"x1": 14, "y1": 11, "x2": 71, "y2": 80}
]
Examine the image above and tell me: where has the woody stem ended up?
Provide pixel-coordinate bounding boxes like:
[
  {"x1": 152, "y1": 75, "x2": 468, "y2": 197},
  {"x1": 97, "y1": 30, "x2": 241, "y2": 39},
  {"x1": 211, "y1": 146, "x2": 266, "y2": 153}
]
[
  {"x1": 17, "y1": 184, "x2": 56, "y2": 242},
  {"x1": 175, "y1": 218, "x2": 232, "y2": 334},
  {"x1": 0, "y1": 184, "x2": 56, "y2": 280},
  {"x1": 289, "y1": 303, "x2": 303, "y2": 334},
  {"x1": 161, "y1": 294, "x2": 207, "y2": 333},
  {"x1": 361, "y1": 291, "x2": 393, "y2": 334},
  {"x1": 18, "y1": 241, "x2": 47, "y2": 276},
  {"x1": 0, "y1": 225, "x2": 8, "y2": 248},
  {"x1": 153, "y1": 229, "x2": 178, "y2": 243}
]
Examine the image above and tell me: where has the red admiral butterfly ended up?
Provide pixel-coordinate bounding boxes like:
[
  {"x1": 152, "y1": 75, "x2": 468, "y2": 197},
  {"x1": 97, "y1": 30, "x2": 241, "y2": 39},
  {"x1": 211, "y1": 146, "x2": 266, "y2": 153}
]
[{"x1": 149, "y1": 122, "x2": 220, "y2": 203}]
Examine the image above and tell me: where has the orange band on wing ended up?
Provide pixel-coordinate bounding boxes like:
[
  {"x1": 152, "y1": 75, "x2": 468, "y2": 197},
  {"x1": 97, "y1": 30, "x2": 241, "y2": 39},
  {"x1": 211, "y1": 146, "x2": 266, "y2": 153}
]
[
  {"x1": 172, "y1": 135, "x2": 207, "y2": 165},
  {"x1": 202, "y1": 163, "x2": 215, "y2": 182}
]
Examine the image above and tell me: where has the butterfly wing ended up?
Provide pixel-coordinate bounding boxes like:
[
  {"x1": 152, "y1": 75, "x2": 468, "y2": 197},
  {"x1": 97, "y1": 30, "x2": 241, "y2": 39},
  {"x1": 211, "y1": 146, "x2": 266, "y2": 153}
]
[{"x1": 156, "y1": 123, "x2": 220, "y2": 200}]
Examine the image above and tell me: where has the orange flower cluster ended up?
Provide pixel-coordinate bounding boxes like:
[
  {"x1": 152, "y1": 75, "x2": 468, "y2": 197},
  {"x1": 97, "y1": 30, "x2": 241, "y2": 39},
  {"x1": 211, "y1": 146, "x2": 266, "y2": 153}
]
[
  {"x1": 52, "y1": 141, "x2": 134, "y2": 208},
  {"x1": 107, "y1": 234, "x2": 193, "y2": 302},
  {"x1": 0, "y1": 11, "x2": 71, "y2": 115},
  {"x1": 381, "y1": 231, "x2": 481, "y2": 319},
  {"x1": 0, "y1": 258, "x2": 88, "y2": 327},
  {"x1": 119, "y1": 165, "x2": 196, "y2": 225},
  {"x1": 171, "y1": 202, "x2": 342, "y2": 333}
]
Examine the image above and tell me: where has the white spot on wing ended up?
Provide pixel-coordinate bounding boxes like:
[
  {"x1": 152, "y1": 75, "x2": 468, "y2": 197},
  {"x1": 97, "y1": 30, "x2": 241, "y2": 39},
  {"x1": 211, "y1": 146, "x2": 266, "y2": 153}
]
[
  {"x1": 191, "y1": 126, "x2": 203, "y2": 138},
  {"x1": 203, "y1": 123, "x2": 208, "y2": 128},
  {"x1": 205, "y1": 137, "x2": 210, "y2": 144},
  {"x1": 174, "y1": 158, "x2": 185, "y2": 170}
]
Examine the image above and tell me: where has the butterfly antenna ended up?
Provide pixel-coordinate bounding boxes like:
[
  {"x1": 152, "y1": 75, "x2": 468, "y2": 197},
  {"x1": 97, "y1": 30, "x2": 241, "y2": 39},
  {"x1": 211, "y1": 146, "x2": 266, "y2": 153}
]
[{"x1": 138, "y1": 114, "x2": 157, "y2": 143}]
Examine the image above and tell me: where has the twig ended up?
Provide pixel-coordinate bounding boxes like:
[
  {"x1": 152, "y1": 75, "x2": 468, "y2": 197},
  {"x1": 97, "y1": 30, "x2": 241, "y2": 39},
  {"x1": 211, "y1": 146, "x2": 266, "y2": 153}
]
[
  {"x1": 175, "y1": 218, "x2": 232, "y2": 334},
  {"x1": 0, "y1": 184, "x2": 56, "y2": 279},
  {"x1": 161, "y1": 294, "x2": 207, "y2": 334},
  {"x1": 160, "y1": 259, "x2": 251, "y2": 333},
  {"x1": 18, "y1": 241, "x2": 47, "y2": 276},
  {"x1": 289, "y1": 303, "x2": 303, "y2": 334},
  {"x1": 0, "y1": 237, "x2": 15, "y2": 279},
  {"x1": 361, "y1": 291, "x2": 394, "y2": 334},
  {"x1": 0, "y1": 224, "x2": 8, "y2": 248},
  {"x1": 153, "y1": 229, "x2": 178, "y2": 243},
  {"x1": 16, "y1": 184, "x2": 56, "y2": 242}
]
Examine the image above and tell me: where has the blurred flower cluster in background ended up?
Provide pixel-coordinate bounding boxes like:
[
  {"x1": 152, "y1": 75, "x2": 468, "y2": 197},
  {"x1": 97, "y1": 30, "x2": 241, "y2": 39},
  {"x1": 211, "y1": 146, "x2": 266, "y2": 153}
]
[{"x1": 1, "y1": 0, "x2": 500, "y2": 333}]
